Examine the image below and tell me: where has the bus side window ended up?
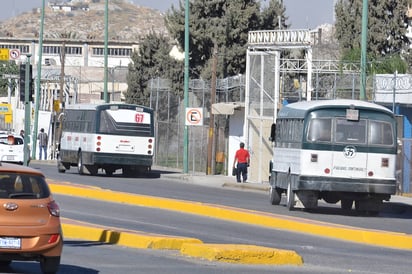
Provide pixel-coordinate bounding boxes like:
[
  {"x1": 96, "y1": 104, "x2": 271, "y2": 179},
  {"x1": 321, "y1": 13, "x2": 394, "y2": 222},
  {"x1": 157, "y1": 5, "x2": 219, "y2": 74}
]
[{"x1": 383, "y1": 124, "x2": 393, "y2": 145}]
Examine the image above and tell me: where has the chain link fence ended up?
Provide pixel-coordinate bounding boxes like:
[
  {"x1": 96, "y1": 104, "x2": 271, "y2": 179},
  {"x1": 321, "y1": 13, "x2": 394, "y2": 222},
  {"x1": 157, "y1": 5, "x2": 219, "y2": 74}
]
[
  {"x1": 149, "y1": 76, "x2": 245, "y2": 174},
  {"x1": 148, "y1": 72, "x2": 412, "y2": 193}
]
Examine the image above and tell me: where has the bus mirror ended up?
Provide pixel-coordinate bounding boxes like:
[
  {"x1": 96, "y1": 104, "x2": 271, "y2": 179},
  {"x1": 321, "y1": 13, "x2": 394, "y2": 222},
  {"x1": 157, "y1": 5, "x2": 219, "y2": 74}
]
[{"x1": 269, "y1": 123, "x2": 276, "y2": 142}]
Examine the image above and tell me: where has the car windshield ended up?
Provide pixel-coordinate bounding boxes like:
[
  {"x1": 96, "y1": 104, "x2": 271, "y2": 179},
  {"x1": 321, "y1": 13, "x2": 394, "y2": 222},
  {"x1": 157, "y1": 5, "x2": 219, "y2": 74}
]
[
  {"x1": 0, "y1": 173, "x2": 50, "y2": 199},
  {"x1": 0, "y1": 136, "x2": 23, "y2": 145}
]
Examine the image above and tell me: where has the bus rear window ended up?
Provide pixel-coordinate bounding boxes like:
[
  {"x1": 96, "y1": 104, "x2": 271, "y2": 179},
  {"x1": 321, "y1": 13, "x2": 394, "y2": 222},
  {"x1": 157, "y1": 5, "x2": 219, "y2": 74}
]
[
  {"x1": 336, "y1": 118, "x2": 366, "y2": 144},
  {"x1": 99, "y1": 109, "x2": 153, "y2": 136},
  {"x1": 307, "y1": 118, "x2": 332, "y2": 142},
  {"x1": 369, "y1": 121, "x2": 393, "y2": 145}
]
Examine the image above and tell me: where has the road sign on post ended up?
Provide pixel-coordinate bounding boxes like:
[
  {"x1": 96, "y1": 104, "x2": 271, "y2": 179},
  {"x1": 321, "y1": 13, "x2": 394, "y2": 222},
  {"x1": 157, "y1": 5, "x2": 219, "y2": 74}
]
[
  {"x1": 185, "y1": 108, "x2": 203, "y2": 126},
  {"x1": 0, "y1": 49, "x2": 9, "y2": 61},
  {"x1": 9, "y1": 49, "x2": 20, "y2": 60}
]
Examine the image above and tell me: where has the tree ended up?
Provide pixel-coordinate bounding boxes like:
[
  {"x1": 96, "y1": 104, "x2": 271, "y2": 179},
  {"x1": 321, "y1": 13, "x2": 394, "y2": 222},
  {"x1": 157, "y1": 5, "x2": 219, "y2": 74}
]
[
  {"x1": 335, "y1": 0, "x2": 410, "y2": 59},
  {"x1": 125, "y1": 32, "x2": 183, "y2": 108},
  {"x1": 0, "y1": 61, "x2": 19, "y2": 96},
  {"x1": 165, "y1": 0, "x2": 287, "y2": 79}
]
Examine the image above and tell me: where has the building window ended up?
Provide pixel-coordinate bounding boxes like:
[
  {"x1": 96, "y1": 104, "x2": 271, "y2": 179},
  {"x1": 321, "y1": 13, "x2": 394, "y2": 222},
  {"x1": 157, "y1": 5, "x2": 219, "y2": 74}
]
[
  {"x1": 92, "y1": 47, "x2": 132, "y2": 56},
  {"x1": 43, "y1": 46, "x2": 82, "y2": 55},
  {"x1": 0, "y1": 44, "x2": 30, "y2": 54}
]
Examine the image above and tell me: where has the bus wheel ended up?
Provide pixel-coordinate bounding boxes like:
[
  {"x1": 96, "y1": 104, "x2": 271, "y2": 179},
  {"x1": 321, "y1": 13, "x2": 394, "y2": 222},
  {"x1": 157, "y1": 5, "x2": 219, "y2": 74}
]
[
  {"x1": 57, "y1": 161, "x2": 66, "y2": 173},
  {"x1": 341, "y1": 199, "x2": 353, "y2": 210},
  {"x1": 77, "y1": 152, "x2": 85, "y2": 175},
  {"x1": 269, "y1": 186, "x2": 282, "y2": 205},
  {"x1": 286, "y1": 179, "x2": 295, "y2": 210},
  {"x1": 87, "y1": 165, "x2": 98, "y2": 176},
  {"x1": 105, "y1": 168, "x2": 114, "y2": 176},
  {"x1": 355, "y1": 199, "x2": 380, "y2": 216}
]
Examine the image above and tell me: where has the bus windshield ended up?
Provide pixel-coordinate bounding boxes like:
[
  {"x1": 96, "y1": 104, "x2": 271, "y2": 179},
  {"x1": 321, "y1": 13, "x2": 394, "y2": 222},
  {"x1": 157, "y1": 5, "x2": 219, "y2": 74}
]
[{"x1": 335, "y1": 118, "x2": 366, "y2": 144}]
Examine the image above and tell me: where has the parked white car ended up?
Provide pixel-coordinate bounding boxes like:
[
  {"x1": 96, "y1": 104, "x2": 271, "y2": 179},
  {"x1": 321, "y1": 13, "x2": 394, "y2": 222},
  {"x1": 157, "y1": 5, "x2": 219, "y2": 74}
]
[{"x1": 0, "y1": 133, "x2": 26, "y2": 165}]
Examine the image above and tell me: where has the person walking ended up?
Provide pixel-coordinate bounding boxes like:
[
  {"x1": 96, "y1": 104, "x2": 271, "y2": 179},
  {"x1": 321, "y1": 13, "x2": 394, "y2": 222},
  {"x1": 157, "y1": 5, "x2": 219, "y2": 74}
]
[
  {"x1": 232, "y1": 142, "x2": 250, "y2": 183},
  {"x1": 37, "y1": 128, "x2": 48, "y2": 160}
]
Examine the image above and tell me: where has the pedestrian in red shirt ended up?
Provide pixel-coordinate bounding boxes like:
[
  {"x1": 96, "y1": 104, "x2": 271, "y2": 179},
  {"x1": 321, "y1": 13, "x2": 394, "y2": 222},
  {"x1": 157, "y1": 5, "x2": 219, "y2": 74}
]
[{"x1": 233, "y1": 142, "x2": 250, "y2": 183}]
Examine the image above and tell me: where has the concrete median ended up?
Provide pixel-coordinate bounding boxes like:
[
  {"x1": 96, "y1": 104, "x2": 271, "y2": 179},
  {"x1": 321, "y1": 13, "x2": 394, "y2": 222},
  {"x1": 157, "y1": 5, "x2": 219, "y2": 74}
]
[
  {"x1": 53, "y1": 180, "x2": 304, "y2": 265},
  {"x1": 50, "y1": 179, "x2": 412, "y2": 266},
  {"x1": 61, "y1": 218, "x2": 303, "y2": 265}
]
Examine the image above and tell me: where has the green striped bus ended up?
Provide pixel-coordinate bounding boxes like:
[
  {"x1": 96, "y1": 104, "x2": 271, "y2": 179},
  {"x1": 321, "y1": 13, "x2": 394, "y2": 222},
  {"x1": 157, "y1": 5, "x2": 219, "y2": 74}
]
[{"x1": 268, "y1": 99, "x2": 397, "y2": 214}]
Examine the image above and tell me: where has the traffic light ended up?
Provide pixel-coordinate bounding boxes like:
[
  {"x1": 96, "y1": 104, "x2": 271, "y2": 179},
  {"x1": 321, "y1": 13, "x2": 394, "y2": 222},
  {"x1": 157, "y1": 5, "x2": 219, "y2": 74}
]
[
  {"x1": 19, "y1": 64, "x2": 25, "y2": 102},
  {"x1": 19, "y1": 64, "x2": 33, "y2": 102}
]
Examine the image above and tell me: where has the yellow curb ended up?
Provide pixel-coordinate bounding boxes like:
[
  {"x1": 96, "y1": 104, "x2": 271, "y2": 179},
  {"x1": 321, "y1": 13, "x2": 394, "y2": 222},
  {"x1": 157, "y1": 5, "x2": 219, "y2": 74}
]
[
  {"x1": 180, "y1": 243, "x2": 303, "y2": 265},
  {"x1": 50, "y1": 183, "x2": 412, "y2": 250},
  {"x1": 61, "y1": 220, "x2": 203, "y2": 249}
]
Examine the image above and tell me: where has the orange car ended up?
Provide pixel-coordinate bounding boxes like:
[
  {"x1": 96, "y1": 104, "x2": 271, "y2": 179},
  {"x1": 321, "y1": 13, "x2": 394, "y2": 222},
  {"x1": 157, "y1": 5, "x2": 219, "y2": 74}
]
[{"x1": 0, "y1": 163, "x2": 62, "y2": 274}]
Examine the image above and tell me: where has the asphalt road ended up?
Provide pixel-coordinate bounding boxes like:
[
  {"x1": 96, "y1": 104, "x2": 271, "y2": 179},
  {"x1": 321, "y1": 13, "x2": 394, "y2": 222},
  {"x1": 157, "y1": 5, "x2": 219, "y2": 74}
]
[
  {"x1": 13, "y1": 161, "x2": 412, "y2": 274},
  {"x1": 33, "y1": 161, "x2": 412, "y2": 235}
]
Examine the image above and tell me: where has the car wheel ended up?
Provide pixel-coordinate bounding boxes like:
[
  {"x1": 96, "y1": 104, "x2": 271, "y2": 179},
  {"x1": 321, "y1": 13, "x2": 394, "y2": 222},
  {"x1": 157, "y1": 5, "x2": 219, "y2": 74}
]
[
  {"x1": 40, "y1": 256, "x2": 60, "y2": 274},
  {"x1": 77, "y1": 152, "x2": 85, "y2": 175}
]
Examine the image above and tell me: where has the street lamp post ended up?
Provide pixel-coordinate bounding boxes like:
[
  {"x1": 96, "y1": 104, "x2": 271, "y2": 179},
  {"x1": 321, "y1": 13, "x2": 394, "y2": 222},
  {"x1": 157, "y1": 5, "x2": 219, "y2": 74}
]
[
  {"x1": 23, "y1": 54, "x2": 32, "y2": 166},
  {"x1": 183, "y1": 0, "x2": 189, "y2": 173},
  {"x1": 360, "y1": 0, "x2": 368, "y2": 100}
]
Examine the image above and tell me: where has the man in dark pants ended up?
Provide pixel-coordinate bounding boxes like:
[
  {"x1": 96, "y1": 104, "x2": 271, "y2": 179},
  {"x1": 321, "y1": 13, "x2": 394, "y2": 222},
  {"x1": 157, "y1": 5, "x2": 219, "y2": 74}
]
[
  {"x1": 37, "y1": 128, "x2": 48, "y2": 160},
  {"x1": 232, "y1": 142, "x2": 250, "y2": 183}
]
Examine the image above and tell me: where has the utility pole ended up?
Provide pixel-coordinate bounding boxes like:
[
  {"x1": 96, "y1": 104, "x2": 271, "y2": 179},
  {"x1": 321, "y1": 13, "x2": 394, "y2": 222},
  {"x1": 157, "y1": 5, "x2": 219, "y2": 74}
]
[
  {"x1": 183, "y1": 0, "x2": 189, "y2": 173},
  {"x1": 59, "y1": 37, "x2": 66, "y2": 105},
  {"x1": 360, "y1": 0, "x2": 368, "y2": 100},
  {"x1": 23, "y1": 54, "x2": 32, "y2": 166},
  {"x1": 32, "y1": 0, "x2": 46, "y2": 160},
  {"x1": 207, "y1": 42, "x2": 218, "y2": 175},
  {"x1": 103, "y1": 0, "x2": 109, "y2": 103}
]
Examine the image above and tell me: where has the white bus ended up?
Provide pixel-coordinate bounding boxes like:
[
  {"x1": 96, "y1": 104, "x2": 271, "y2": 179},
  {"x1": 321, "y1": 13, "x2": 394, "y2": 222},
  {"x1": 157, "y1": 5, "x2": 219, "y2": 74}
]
[
  {"x1": 57, "y1": 103, "x2": 154, "y2": 176},
  {"x1": 268, "y1": 99, "x2": 397, "y2": 214}
]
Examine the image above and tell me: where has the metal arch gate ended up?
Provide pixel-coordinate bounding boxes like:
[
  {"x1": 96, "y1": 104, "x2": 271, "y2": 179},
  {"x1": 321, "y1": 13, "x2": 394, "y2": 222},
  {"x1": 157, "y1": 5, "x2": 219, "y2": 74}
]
[{"x1": 244, "y1": 29, "x2": 313, "y2": 184}]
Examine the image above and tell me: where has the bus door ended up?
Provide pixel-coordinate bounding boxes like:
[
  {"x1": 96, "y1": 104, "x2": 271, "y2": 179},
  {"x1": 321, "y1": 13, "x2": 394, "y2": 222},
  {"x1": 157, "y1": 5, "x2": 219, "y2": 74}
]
[{"x1": 331, "y1": 118, "x2": 368, "y2": 178}]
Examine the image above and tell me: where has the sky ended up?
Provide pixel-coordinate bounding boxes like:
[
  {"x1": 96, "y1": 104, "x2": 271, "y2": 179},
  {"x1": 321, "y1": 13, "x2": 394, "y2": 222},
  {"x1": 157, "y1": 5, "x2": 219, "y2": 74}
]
[{"x1": 0, "y1": 0, "x2": 334, "y2": 29}]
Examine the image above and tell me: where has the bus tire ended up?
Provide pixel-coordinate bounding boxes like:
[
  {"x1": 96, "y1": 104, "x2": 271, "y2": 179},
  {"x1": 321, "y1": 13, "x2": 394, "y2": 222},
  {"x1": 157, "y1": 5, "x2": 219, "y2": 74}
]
[
  {"x1": 341, "y1": 199, "x2": 353, "y2": 210},
  {"x1": 286, "y1": 178, "x2": 295, "y2": 210},
  {"x1": 87, "y1": 165, "x2": 98, "y2": 176},
  {"x1": 57, "y1": 161, "x2": 66, "y2": 173},
  {"x1": 77, "y1": 152, "x2": 85, "y2": 175},
  {"x1": 105, "y1": 168, "x2": 114, "y2": 176},
  {"x1": 269, "y1": 186, "x2": 282, "y2": 205}
]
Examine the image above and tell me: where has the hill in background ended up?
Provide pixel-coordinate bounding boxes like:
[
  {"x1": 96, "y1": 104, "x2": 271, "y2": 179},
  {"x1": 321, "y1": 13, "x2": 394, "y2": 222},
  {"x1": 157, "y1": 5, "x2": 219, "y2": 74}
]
[{"x1": 0, "y1": 0, "x2": 168, "y2": 41}]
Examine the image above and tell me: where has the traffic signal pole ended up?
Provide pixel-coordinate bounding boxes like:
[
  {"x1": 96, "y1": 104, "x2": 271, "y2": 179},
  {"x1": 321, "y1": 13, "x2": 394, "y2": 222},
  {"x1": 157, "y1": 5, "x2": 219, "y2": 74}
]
[{"x1": 23, "y1": 54, "x2": 32, "y2": 166}]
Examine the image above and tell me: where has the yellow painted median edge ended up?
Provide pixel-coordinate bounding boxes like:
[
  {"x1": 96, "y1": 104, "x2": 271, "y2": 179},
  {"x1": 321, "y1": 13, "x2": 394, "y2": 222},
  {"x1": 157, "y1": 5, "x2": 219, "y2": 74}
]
[
  {"x1": 180, "y1": 243, "x2": 303, "y2": 265},
  {"x1": 61, "y1": 220, "x2": 303, "y2": 265},
  {"x1": 61, "y1": 221, "x2": 203, "y2": 250},
  {"x1": 50, "y1": 183, "x2": 412, "y2": 250}
]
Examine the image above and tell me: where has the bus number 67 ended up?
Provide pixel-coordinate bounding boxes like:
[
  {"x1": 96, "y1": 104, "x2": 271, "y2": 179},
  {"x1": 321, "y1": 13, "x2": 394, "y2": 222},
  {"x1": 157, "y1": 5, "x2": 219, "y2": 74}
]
[{"x1": 135, "y1": 113, "x2": 144, "y2": 123}]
